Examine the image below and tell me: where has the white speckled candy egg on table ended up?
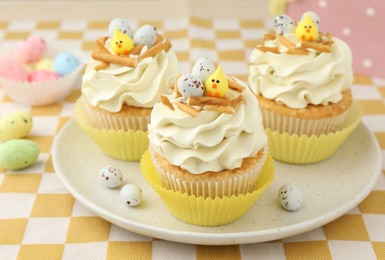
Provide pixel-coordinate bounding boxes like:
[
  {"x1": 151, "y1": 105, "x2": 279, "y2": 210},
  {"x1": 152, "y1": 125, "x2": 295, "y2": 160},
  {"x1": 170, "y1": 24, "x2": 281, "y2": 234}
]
[
  {"x1": 0, "y1": 139, "x2": 40, "y2": 170},
  {"x1": 120, "y1": 184, "x2": 143, "y2": 207},
  {"x1": 177, "y1": 73, "x2": 205, "y2": 99},
  {"x1": 0, "y1": 111, "x2": 32, "y2": 141},
  {"x1": 191, "y1": 58, "x2": 215, "y2": 82},
  {"x1": 99, "y1": 166, "x2": 123, "y2": 188},
  {"x1": 278, "y1": 184, "x2": 302, "y2": 211}
]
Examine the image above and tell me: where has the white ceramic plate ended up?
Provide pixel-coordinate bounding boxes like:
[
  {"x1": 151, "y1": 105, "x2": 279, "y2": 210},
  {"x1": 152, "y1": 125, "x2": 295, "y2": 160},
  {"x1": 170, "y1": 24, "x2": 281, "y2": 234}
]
[{"x1": 52, "y1": 120, "x2": 382, "y2": 245}]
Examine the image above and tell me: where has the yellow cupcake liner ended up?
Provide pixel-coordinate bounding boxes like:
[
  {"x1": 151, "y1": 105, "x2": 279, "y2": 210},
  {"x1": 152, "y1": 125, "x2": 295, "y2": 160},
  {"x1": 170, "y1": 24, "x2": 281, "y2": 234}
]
[
  {"x1": 74, "y1": 100, "x2": 149, "y2": 161},
  {"x1": 81, "y1": 97, "x2": 150, "y2": 131},
  {"x1": 141, "y1": 150, "x2": 275, "y2": 226},
  {"x1": 266, "y1": 102, "x2": 363, "y2": 164}
]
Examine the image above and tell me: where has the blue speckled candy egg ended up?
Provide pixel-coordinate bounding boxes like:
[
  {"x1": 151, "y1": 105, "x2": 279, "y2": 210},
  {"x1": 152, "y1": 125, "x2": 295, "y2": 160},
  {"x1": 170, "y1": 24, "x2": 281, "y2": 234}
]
[
  {"x1": 278, "y1": 184, "x2": 302, "y2": 211},
  {"x1": 191, "y1": 58, "x2": 215, "y2": 82},
  {"x1": 177, "y1": 73, "x2": 205, "y2": 99},
  {"x1": 54, "y1": 53, "x2": 79, "y2": 76},
  {"x1": 108, "y1": 18, "x2": 133, "y2": 39},
  {"x1": 134, "y1": 25, "x2": 157, "y2": 48}
]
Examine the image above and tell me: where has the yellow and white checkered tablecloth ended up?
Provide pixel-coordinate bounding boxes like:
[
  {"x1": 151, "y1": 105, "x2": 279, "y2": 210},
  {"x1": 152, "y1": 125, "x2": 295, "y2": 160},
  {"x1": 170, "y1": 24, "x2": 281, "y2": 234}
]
[{"x1": 1, "y1": 14, "x2": 385, "y2": 260}]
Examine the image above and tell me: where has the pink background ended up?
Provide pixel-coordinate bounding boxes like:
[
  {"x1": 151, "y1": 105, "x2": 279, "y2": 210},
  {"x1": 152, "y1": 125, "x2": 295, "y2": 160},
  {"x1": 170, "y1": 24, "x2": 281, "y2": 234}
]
[{"x1": 287, "y1": 0, "x2": 384, "y2": 78}]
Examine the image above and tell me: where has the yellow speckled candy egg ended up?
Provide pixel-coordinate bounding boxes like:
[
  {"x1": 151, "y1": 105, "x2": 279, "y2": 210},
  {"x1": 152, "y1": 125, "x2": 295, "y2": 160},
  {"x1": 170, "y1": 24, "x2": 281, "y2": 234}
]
[
  {"x1": 35, "y1": 58, "x2": 55, "y2": 71},
  {"x1": 0, "y1": 111, "x2": 33, "y2": 141}
]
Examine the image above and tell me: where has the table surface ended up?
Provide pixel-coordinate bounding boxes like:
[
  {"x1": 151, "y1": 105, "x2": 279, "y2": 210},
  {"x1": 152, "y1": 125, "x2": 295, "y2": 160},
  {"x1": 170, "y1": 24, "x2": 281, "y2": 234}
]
[{"x1": 1, "y1": 4, "x2": 385, "y2": 260}]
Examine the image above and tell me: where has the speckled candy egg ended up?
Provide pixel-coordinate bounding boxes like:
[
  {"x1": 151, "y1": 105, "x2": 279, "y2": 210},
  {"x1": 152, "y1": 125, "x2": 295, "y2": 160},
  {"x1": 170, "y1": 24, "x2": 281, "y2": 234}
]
[
  {"x1": 108, "y1": 18, "x2": 133, "y2": 39},
  {"x1": 278, "y1": 184, "x2": 302, "y2": 211},
  {"x1": 28, "y1": 70, "x2": 60, "y2": 82},
  {"x1": 99, "y1": 166, "x2": 123, "y2": 188},
  {"x1": 0, "y1": 111, "x2": 32, "y2": 141},
  {"x1": 178, "y1": 73, "x2": 205, "y2": 99},
  {"x1": 14, "y1": 35, "x2": 47, "y2": 64},
  {"x1": 191, "y1": 58, "x2": 215, "y2": 82},
  {"x1": 54, "y1": 53, "x2": 79, "y2": 76},
  {"x1": 134, "y1": 25, "x2": 157, "y2": 48},
  {"x1": 120, "y1": 184, "x2": 143, "y2": 207},
  {"x1": 274, "y1": 14, "x2": 296, "y2": 35},
  {"x1": 0, "y1": 139, "x2": 40, "y2": 170},
  {"x1": 35, "y1": 58, "x2": 55, "y2": 71},
  {"x1": 0, "y1": 57, "x2": 28, "y2": 81},
  {"x1": 299, "y1": 11, "x2": 320, "y2": 31}
]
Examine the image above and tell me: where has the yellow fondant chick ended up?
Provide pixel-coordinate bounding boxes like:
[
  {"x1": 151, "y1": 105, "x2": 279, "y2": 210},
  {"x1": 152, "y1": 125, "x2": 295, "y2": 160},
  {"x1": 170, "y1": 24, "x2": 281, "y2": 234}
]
[
  {"x1": 204, "y1": 66, "x2": 228, "y2": 98},
  {"x1": 295, "y1": 12, "x2": 319, "y2": 42},
  {"x1": 110, "y1": 29, "x2": 134, "y2": 56}
]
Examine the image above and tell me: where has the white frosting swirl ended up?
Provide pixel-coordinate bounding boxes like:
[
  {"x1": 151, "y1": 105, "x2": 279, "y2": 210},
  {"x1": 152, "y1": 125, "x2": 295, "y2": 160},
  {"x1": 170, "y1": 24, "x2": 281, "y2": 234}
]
[
  {"x1": 148, "y1": 82, "x2": 267, "y2": 174},
  {"x1": 81, "y1": 39, "x2": 179, "y2": 112},
  {"x1": 248, "y1": 34, "x2": 353, "y2": 109}
]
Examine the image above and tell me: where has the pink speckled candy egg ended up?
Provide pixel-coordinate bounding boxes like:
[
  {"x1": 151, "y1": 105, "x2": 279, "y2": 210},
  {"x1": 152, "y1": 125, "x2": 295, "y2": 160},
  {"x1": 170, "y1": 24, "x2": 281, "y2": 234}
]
[
  {"x1": 28, "y1": 70, "x2": 60, "y2": 83},
  {"x1": 0, "y1": 57, "x2": 28, "y2": 81},
  {"x1": 14, "y1": 35, "x2": 47, "y2": 64}
]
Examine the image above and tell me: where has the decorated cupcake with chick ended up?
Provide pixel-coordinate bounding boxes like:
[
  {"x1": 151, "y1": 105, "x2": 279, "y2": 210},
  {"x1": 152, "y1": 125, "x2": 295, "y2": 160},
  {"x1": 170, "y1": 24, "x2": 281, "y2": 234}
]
[
  {"x1": 248, "y1": 11, "x2": 362, "y2": 164},
  {"x1": 76, "y1": 18, "x2": 179, "y2": 161},
  {"x1": 141, "y1": 58, "x2": 274, "y2": 226}
]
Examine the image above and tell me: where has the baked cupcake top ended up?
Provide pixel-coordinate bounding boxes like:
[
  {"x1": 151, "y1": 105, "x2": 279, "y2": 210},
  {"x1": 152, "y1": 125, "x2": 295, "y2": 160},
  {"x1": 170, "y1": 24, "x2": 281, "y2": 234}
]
[
  {"x1": 149, "y1": 58, "x2": 267, "y2": 174},
  {"x1": 82, "y1": 19, "x2": 179, "y2": 112},
  {"x1": 248, "y1": 12, "x2": 353, "y2": 109}
]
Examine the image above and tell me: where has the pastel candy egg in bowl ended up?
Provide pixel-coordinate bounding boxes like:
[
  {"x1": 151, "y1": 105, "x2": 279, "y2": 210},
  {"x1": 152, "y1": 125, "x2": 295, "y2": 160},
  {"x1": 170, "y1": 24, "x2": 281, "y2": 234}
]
[
  {"x1": 28, "y1": 70, "x2": 60, "y2": 83},
  {"x1": 54, "y1": 53, "x2": 80, "y2": 77},
  {"x1": 0, "y1": 57, "x2": 28, "y2": 82},
  {"x1": 0, "y1": 40, "x2": 84, "y2": 106},
  {"x1": 14, "y1": 35, "x2": 47, "y2": 64},
  {"x1": 35, "y1": 58, "x2": 55, "y2": 71}
]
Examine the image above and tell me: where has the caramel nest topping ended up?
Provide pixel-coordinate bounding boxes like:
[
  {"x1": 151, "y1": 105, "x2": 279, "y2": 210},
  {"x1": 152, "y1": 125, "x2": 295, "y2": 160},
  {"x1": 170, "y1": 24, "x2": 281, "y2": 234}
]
[
  {"x1": 256, "y1": 32, "x2": 334, "y2": 55},
  {"x1": 93, "y1": 34, "x2": 172, "y2": 71},
  {"x1": 161, "y1": 75, "x2": 246, "y2": 118}
]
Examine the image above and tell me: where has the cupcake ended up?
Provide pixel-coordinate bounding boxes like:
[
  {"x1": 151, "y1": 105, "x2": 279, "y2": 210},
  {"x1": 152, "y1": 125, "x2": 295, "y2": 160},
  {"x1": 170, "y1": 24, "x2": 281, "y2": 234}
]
[
  {"x1": 76, "y1": 18, "x2": 179, "y2": 161},
  {"x1": 249, "y1": 12, "x2": 353, "y2": 136},
  {"x1": 142, "y1": 59, "x2": 274, "y2": 226},
  {"x1": 248, "y1": 12, "x2": 361, "y2": 163},
  {"x1": 0, "y1": 35, "x2": 83, "y2": 106}
]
